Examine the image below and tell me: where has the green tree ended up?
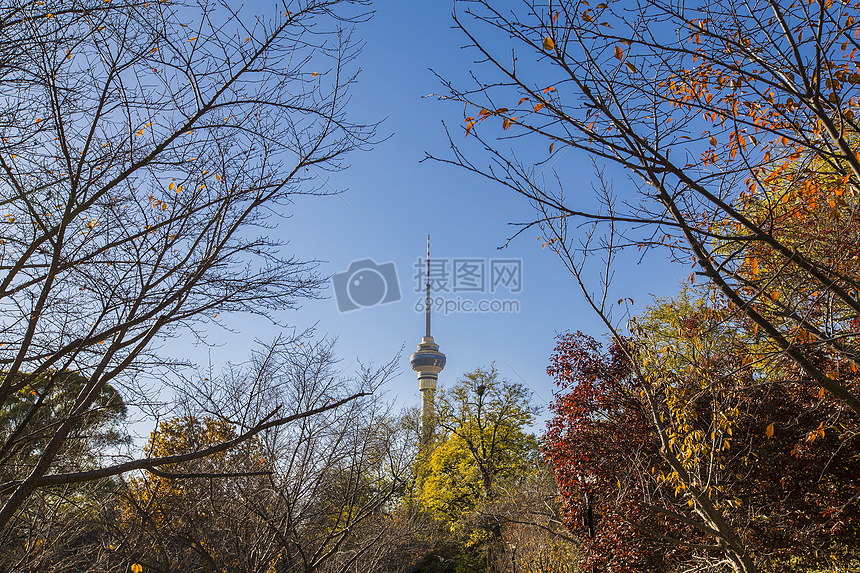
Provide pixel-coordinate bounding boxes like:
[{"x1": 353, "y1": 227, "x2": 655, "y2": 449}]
[
  {"x1": 0, "y1": 370, "x2": 128, "y2": 571},
  {"x1": 417, "y1": 366, "x2": 540, "y2": 539},
  {"x1": 1, "y1": 370, "x2": 128, "y2": 481}
]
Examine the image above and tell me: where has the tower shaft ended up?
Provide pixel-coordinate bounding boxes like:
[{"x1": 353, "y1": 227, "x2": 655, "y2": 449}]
[{"x1": 420, "y1": 387, "x2": 435, "y2": 446}]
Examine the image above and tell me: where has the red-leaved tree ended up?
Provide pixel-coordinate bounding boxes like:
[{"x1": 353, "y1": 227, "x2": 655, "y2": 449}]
[{"x1": 544, "y1": 331, "x2": 686, "y2": 573}]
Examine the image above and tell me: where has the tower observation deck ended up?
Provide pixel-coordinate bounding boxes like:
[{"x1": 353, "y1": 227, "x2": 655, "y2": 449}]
[{"x1": 410, "y1": 235, "x2": 446, "y2": 446}]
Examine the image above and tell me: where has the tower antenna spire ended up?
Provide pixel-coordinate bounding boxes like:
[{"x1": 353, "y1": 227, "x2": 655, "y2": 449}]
[{"x1": 425, "y1": 234, "x2": 431, "y2": 338}]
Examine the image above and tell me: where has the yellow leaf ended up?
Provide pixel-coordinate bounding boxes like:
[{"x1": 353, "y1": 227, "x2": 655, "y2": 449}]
[
  {"x1": 312, "y1": 72, "x2": 318, "y2": 77},
  {"x1": 766, "y1": 423, "x2": 774, "y2": 439},
  {"x1": 215, "y1": 174, "x2": 221, "y2": 181},
  {"x1": 709, "y1": 135, "x2": 717, "y2": 146},
  {"x1": 534, "y1": 102, "x2": 544, "y2": 112},
  {"x1": 543, "y1": 36, "x2": 555, "y2": 51},
  {"x1": 625, "y1": 61, "x2": 636, "y2": 73},
  {"x1": 614, "y1": 46, "x2": 623, "y2": 60},
  {"x1": 131, "y1": 564, "x2": 143, "y2": 573},
  {"x1": 188, "y1": 36, "x2": 197, "y2": 41},
  {"x1": 169, "y1": 182, "x2": 175, "y2": 190}
]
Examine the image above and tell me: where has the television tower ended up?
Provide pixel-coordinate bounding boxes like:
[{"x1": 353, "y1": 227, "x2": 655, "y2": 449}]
[{"x1": 410, "y1": 235, "x2": 446, "y2": 446}]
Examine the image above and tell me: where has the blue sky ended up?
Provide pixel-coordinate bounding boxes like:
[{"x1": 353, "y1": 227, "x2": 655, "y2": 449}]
[{"x1": 194, "y1": 1, "x2": 687, "y2": 427}]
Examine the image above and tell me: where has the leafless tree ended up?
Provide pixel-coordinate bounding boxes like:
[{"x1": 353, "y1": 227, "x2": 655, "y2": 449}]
[
  {"x1": 0, "y1": 0, "x2": 375, "y2": 537},
  {"x1": 111, "y1": 336, "x2": 403, "y2": 573}
]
